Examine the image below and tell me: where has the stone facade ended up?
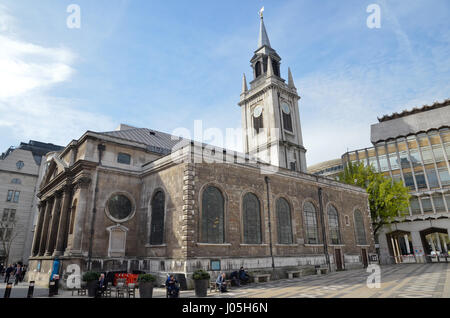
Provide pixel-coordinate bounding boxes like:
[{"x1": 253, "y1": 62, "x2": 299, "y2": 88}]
[{"x1": 27, "y1": 137, "x2": 375, "y2": 288}]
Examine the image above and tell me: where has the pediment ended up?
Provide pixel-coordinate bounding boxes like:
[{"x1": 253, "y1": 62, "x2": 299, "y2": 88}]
[{"x1": 40, "y1": 156, "x2": 69, "y2": 189}]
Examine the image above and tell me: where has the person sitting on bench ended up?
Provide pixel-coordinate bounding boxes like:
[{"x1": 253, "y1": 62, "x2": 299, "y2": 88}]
[
  {"x1": 239, "y1": 267, "x2": 250, "y2": 284},
  {"x1": 216, "y1": 273, "x2": 228, "y2": 293},
  {"x1": 166, "y1": 275, "x2": 180, "y2": 298},
  {"x1": 229, "y1": 271, "x2": 240, "y2": 287}
]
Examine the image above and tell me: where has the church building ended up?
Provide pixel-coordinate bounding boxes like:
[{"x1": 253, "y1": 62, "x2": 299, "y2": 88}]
[{"x1": 27, "y1": 13, "x2": 375, "y2": 288}]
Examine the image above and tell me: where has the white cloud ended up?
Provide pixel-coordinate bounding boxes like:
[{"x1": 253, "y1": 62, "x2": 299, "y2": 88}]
[{"x1": 0, "y1": 5, "x2": 115, "y2": 148}]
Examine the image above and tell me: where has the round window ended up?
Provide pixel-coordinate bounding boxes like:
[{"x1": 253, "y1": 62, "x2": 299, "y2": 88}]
[
  {"x1": 16, "y1": 161, "x2": 24, "y2": 170},
  {"x1": 106, "y1": 194, "x2": 133, "y2": 222}
]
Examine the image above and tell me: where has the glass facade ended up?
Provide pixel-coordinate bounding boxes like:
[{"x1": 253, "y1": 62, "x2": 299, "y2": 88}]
[{"x1": 343, "y1": 127, "x2": 450, "y2": 216}]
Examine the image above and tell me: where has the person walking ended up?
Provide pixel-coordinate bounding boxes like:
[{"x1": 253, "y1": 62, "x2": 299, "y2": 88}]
[
  {"x1": 4, "y1": 264, "x2": 13, "y2": 283},
  {"x1": 20, "y1": 265, "x2": 27, "y2": 282},
  {"x1": 14, "y1": 264, "x2": 22, "y2": 285}
]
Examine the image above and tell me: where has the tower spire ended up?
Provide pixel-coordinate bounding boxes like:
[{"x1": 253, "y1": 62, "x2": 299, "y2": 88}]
[
  {"x1": 288, "y1": 67, "x2": 296, "y2": 89},
  {"x1": 258, "y1": 7, "x2": 271, "y2": 49},
  {"x1": 242, "y1": 73, "x2": 248, "y2": 93}
]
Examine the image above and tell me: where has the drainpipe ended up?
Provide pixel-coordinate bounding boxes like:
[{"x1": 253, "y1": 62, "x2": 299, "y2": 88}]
[
  {"x1": 265, "y1": 176, "x2": 275, "y2": 270},
  {"x1": 318, "y1": 187, "x2": 331, "y2": 272},
  {"x1": 87, "y1": 143, "x2": 105, "y2": 270}
]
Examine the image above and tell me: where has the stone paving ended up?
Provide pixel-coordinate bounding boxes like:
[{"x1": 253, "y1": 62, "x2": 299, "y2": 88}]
[{"x1": 1, "y1": 264, "x2": 449, "y2": 298}]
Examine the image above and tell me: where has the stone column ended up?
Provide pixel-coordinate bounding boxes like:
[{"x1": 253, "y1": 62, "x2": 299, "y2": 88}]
[
  {"x1": 54, "y1": 186, "x2": 73, "y2": 256},
  {"x1": 70, "y1": 178, "x2": 91, "y2": 255},
  {"x1": 404, "y1": 234, "x2": 411, "y2": 255},
  {"x1": 31, "y1": 201, "x2": 46, "y2": 257},
  {"x1": 45, "y1": 191, "x2": 63, "y2": 256},
  {"x1": 435, "y1": 233, "x2": 442, "y2": 253},
  {"x1": 38, "y1": 198, "x2": 53, "y2": 256},
  {"x1": 411, "y1": 231, "x2": 425, "y2": 263}
]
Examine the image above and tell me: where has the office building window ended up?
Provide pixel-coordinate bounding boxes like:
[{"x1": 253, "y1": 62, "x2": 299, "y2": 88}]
[
  {"x1": 432, "y1": 146, "x2": 445, "y2": 162},
  {"x1": 6, "y1": 190, "x2": 13, "y2": 202},
  {"x1": 421, "y1": 196, "x2": 433, "y2": 213},
  {"x1": 426, "y1": 169, "x2": 440, "y2": 188},
  {"x1": 388, "y1": 152, "x2": 400, "y2": 170},
  {"x1": 8, "y1": 210, "x2": 15, "y2": 222},
  {"x1": 403, "y1": 173, "x2": 415, "y2": 189},
  {"x1": 421, "y1": 147, "x2": 434, "y2": 164},
  {"x1": 414, "y1": 170, "x2": 427, "y2": 189},
  {"x1": 1, "y1": 209, "x2": 8, "y2": 221},
  {"x1": 409, "y1": 149, "x2": 422, "y2": 167},
  {"x1": 438, "y1": 168, "x2": 450, "y2": 186},
  {"x1": 378, "y1": 155, "x2": 389, "y2": 172},
  {"x1": 13, "y1": 191, "x2": 19, "y2": 203},
  {"x1": 410, "y1": 197, "x2": 421, "y2": 215},
  {"x1": 432, "y1": 194, "x2": 446, "y2": 212},
  {"x1": 398, "y1": 151, "x2": 411, "y2": 168}
]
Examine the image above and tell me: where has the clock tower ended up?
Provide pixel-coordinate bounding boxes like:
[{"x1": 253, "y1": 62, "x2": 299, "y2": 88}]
[{"x1": 238, "y1": 11, "x2": 307, "y2": 172}]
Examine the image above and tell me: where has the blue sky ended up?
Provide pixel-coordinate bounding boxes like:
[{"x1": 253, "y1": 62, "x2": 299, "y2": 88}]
[{"x1": 0, "y1": 0, "x2": 449, "y2": 166}]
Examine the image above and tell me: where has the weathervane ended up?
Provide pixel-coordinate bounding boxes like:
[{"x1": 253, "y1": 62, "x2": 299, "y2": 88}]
[{"x1": 259, "y1": 6, "x2": 264, "y2": 19}]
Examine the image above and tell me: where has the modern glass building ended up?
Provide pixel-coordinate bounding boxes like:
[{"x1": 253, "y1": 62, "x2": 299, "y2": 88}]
[{"x1": 341, "y1": 100, "x2": 450, "y2": 264}]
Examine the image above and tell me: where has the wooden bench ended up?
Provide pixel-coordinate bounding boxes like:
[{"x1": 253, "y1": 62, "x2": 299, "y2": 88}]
[
  {"x1": 286, "y1": 270, "x2": 302, "y2": 279},
  {"x1": 253, "y1": 274, "x2": 271, "y2": 283}
]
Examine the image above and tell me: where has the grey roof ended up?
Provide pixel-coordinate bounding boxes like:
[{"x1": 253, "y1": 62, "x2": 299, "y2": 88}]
[
  {"x1": 98, "y1": 128, "x2": 190, "y2": 156},
  {"x1": 258, "y1": 17, "x2": 271, "y2": 49}
]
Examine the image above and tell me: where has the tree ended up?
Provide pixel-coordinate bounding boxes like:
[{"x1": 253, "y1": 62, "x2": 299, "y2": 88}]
[
  {"x1": 0, "y1": 218, "x2": 22, "y2": 265},
  {"x1": 338, "y1": 162, "x2": 411, "y2": 237}
]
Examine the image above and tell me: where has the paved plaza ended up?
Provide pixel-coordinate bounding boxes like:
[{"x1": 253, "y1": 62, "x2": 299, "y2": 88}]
[{"x1": 1, "y1": 263, "x2": 449, "y2": 298}]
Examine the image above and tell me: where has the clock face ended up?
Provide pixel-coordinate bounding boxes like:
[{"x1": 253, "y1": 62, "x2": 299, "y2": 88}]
[
  {"x1": 253, "y1": 105, "x2": 263, "y2": 118},
  {"x1": 281, "y1": 102, "x2": 290, "y2": 114}
]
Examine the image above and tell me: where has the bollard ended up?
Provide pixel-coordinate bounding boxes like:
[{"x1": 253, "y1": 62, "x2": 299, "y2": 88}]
[
  {"x1": 27, "y1": 281, "x2": 35, "y2": 298},
  {"x1": 49, "y1": 280, "x2": 55, "y2": 297},
  {"x1": 3, "y1": 283, "x2": 13, "y2": 298},
  {"x1": 53, "y1": 275, "x2": 60, "y2": 295}
]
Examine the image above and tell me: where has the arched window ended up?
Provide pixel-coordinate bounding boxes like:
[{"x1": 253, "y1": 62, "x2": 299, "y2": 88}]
[
  {"x1": 303, "y1": 201, "x2": 319, "y2": 244},
  {"x1": 150, "y1": 191, "x2": 165, "y2": 245},
  {"x1": 255, "y1": 61, "x2": 262, "y2": 78},
  {"x1": 327, "y1": 205, "x2": 341, "y2": 245},
  {"x1": 272, "y1": 60, "x2": 280, "y2": 77},
  {"x1": 201, "y1": 186, "x2": 225, "y2": 243},
  {"x1": 354, "y1": 209, "x2": 367, "y2": 245},
  {"x1": 276, "y1": 198, "x2": 293, "y2": 244},
  {"x1": 242, "y1": 193, "x2": 262, "y2": 244}
]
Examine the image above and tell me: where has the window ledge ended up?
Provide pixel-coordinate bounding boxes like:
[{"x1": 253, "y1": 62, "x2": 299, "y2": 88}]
[
  {"x1": 304, "y1": 244, "x2": 324, "y2": 247},
  {"x1": 356, "y1": 245, "x2": 370, "y2": 247},
  {"x1": 145, "y1": 244, "x2": 167, "y2": 248},
  {"x1": 329, "y1": 244, "x2": 345, "y2": 247},
  {"x1": 275, "y1": 244, "x2": 298, "y2": 247},
  {"x1": 240, "y1": 244, "x2": 268, "y2": 247},
  {"x1": 196, "y1": 243, "x2": 232, "y2": 247}
]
